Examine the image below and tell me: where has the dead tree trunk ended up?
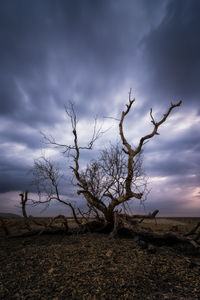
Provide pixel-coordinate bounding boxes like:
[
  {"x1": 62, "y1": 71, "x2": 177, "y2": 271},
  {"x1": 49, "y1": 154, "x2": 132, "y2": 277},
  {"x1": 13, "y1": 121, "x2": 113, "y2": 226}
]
[{"x1": 19, "y1": 191, "x2": 32, "y2": 231}]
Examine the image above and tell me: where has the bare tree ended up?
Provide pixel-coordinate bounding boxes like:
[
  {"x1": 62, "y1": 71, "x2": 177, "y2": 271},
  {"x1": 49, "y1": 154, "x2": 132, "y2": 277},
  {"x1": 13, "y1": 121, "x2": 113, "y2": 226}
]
[
  {"x1": 39, "y1": 90, "x2": 181, "y2": 230},
  {"x1": 32, "y1": 156, "x2": 81, "y2": 226},
  {"x1": 13, "y1": 190, "x2": 70, "y2": 237},
  {"x1": 5, "y1": 92, "x2": 200, "y2": 252}
]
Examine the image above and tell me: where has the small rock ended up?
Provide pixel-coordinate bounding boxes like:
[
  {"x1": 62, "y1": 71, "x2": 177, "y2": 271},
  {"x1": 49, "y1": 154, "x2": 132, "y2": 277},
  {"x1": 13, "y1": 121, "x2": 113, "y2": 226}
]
[
  {"x1": 48, "y1": 268, "x2": 54, "y2": 274},
  {"x1": 148, "y1": 244, "x2": 157, "y2": 254},
  {"x1": 106, "y1": 249, "x2": 113, "y2": 257}
]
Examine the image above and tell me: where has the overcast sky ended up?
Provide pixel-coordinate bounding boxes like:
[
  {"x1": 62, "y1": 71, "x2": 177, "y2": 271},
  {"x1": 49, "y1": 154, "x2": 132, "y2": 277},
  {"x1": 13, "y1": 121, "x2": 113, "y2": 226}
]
[{"x1": 0, "y1": 0, "x2": 200, "y2": 217}]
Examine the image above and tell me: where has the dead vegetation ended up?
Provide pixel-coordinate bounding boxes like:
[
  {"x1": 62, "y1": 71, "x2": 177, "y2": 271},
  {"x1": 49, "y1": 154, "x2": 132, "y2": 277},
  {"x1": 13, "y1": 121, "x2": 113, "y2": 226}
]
[
  {"x1": 32, "y1": 90, "x2": 181, "y2": 231},
  {"x1": 0, "y1": 217, "x2": 200, "y2": 299}
]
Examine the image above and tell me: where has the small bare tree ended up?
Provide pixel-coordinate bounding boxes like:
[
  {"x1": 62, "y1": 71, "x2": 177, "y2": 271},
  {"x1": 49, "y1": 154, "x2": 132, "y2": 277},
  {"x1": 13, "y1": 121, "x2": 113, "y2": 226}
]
[
  {"x1": 19, "y1": 191, "x2": 32, "y2": 231},
  {"x1": 37, "y1": 90, "x2": 181, "y2": 230},
  {"x1": 32, "y1": 156, "x2": 81, "y2": 226},
  {"x1": 17, "y1": 188, "x2": 71, "y2": 236}
]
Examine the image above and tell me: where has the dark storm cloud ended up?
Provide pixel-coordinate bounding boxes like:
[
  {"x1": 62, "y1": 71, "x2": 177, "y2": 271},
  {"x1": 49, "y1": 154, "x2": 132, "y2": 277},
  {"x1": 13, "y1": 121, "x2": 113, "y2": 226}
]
[
  {"x1": 0, "y1": 0, "x2": 164, "y2": 122},
  {"x1": 0, "y1": 124, "x2": 41, "y2": 149},
  {"x1": 145, "y1": 153, "x2": 197, "y2": 177},
  {"x1": 141, "y1": 0, "x2": 200, "y2": 107},
  {"x1": 0, "y1": 0, "x2": 159, "y2": 196},
  {"x1": 142, "y1": 117, "x2": 200, "y2": 179},
  {"x1": 145, "y1": 198, "x2": 199, "y2": 217},
  {"x1": 0, "y1": 154, "x2": 31, "y2": 193},
  {"x1": 159, "y1": 129, "x2": 200, "y2": 152}
]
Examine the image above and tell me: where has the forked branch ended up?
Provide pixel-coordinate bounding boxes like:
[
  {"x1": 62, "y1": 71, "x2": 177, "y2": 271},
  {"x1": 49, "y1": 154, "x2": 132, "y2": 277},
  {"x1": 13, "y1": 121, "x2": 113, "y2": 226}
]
[{"x1": 134, "y1": 100, "x2": 182, "y2": 155}]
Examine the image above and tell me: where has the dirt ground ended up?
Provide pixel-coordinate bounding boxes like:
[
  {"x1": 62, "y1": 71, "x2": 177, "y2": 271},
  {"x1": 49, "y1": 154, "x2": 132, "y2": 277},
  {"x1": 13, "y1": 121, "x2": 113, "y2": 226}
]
[{"x1": 0, "y1": 218, "x2": 200, "y2": 299}]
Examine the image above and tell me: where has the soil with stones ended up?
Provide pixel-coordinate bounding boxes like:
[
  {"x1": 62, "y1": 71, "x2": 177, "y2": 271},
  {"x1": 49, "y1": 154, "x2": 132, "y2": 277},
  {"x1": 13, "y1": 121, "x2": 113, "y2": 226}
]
[{"x1": 0, "y1": 218, "x2": 200, "y2": 299}]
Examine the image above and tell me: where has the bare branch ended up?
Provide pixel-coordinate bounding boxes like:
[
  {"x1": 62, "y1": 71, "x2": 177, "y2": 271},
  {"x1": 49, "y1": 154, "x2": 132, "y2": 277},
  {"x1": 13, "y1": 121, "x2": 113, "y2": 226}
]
[
  {"x1": 134, "y1": 101, "x2": 182, "y2": 155},
  {"x1": 119, "y1": 88, "x2": 135, "y2": 155},
  {"x1": 184, "y1": 222, "x2": 200, "y2": 237},
  {"x1": 31, "y1": 156, "x2": 81, "y2": 226},
  {"x1": 103, "y1": 116, "x2": 120, "y2": 122}
]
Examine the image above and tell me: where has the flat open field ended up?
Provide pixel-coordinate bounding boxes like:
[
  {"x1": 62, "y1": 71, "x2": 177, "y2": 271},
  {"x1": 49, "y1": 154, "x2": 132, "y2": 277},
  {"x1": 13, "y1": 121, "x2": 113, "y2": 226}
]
[{"x1": 0, "y1": 218, "x2": 200, "y2": 299}]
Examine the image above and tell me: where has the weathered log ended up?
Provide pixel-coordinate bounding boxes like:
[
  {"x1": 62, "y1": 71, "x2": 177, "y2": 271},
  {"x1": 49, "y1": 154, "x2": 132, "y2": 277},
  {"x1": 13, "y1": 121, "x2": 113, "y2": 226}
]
[
  {"x1": 1, "y1": 215, "x2": 69, "y2": 239},
  {"x1": 109, "y1": 212, "x2": 200, "y2": 252}
]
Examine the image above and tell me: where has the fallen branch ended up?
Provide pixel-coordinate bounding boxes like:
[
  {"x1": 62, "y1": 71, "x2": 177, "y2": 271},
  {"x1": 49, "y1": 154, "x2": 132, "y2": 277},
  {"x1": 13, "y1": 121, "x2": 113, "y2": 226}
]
[
  {"x1": 36, "y1": 214, "x2": 69, "y2": 236},
  {"x1": 109, "y1": 212, "x2": 200, "y2": 253},
  {"x1": 128, "y1": 210, "x2": 159, "y2": 219},
  {"x1": 2, "y1": 215, "x2": 69, "y2": 239},
  {"x1": 184, "y1": 222, "x2": 200, "y2": 237},
  {"x1": 137, "y1": 209, "x2": 159, "y2": 224}
]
